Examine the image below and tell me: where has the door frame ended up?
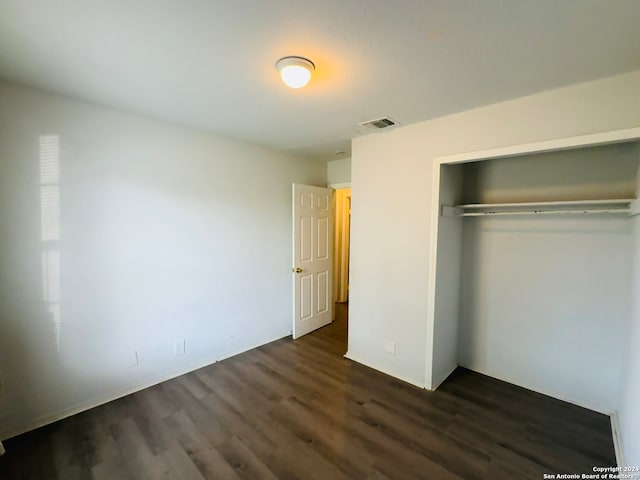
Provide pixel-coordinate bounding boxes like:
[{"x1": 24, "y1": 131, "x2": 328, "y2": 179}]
[{"x1": 329, "y1": 182, "x2": 351, "y2": 320}]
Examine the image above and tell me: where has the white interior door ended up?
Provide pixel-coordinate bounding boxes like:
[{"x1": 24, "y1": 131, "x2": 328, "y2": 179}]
[{"x1": 292, "y1": 184, "x2": 333, "y2": 339}]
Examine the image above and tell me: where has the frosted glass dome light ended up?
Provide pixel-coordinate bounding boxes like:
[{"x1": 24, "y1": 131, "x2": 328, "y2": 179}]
[{"x1": 276, "y1": 56, "x2": 315, "y2": 89}]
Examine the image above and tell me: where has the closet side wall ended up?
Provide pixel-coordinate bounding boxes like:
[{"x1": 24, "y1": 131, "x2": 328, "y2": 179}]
[
  {"x1": 431, "y1": 164, "x2": 464, "y2": 388},
  {"x1": 617, "y1": 151, "x2": 640, "y2": 465},
  {"x1": 458, "y1": 146, "x2": 637, "y2": 413}
]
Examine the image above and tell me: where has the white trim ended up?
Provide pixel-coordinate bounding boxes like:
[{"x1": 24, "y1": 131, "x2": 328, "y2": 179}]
[
  {"x1": 461, "y1": 364, "x2": 611, "y2": 414},
  {"x1": 611, "y1": 411, "x2": 625, "y2": 467},
  {"x1": 0, "y1": 332, "x2": 289, "y2": 441},
  {"x1": 344, "y1": 352, "x2": 425, "y2": 389},
  {"x1": 435, "y1": 126, "x2": 640, "y2": 166},
  {"x1": 328, "y1": 182, "x2": 351, "y2": 189},
  {"x1": 0, "y1": 441, "x2": 5, "y2": 456},
  {"x1": 424, "y1": 159, "x2": 442, "y2": 389}
]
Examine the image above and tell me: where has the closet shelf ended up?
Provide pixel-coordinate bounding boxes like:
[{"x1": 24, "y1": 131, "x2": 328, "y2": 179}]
[{"x1": 442, "y1": 198, "x2": 640, "y2": 217}]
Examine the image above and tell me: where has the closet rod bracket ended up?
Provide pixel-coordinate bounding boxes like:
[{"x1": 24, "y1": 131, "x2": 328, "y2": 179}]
[{"x1": 441, "y1": 205, "x2": 463, "y2": 217}]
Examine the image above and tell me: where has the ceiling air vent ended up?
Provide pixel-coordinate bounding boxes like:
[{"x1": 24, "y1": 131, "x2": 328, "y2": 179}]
[{"x1": 358, "y1": 117, "x2": 397, "y2": 130}]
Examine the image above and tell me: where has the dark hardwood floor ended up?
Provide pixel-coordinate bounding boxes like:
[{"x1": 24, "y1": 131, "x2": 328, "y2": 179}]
[{"x1": 0, "y1": 302, "x2": 615, "y2": 479}]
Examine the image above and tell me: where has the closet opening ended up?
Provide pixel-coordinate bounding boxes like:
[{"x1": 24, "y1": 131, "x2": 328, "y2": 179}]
[{"x1": 427, "y1": 128, "x2": 640, "y2": 419}]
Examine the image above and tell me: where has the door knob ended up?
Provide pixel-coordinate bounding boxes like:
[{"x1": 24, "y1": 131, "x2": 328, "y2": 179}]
[{"x1": 292, "y1": 267, "x2": 303, "y2": 273}]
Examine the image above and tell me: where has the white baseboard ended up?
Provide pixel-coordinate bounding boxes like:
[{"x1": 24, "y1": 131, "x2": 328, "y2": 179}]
[
  {"x1": 0, "y1": 360, "x2": 211, "y2": 441},
  {"x1": 344, "y1": 351, "x2": 425, "y2": 388},
  {"x1": 610, "y1": 411, "x2": 625, "y2": 468},
  {"x1": 458, "y1": 363, "x2": 611, "y2": 415},
  {"x1": 0, "y1": 332, "x2": 289, "y2": 442}
]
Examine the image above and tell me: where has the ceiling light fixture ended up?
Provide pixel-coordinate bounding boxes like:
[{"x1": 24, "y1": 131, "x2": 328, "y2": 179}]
[{"x1": 276, "y1": 56, "x2": 315, "y2": 89}]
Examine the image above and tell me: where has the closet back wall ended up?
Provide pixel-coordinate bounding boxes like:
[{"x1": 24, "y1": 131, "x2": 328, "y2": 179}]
[{"x1": 458, "y1": 144, "x2": 638, "y2": 413}]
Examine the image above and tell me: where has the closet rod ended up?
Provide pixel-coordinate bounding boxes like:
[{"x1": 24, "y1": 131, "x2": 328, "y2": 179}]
[
  {"x1": 460, "y1": 208, "x2": 630, "y2": 217},
  {"x1": 458, "y1": 199, "x2": 635, "y2": 209}
]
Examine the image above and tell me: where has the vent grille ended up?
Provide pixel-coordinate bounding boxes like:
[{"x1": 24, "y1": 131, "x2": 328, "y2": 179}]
[{"x1": 358, "y1": 117, "x2": 397, "y2": 130}]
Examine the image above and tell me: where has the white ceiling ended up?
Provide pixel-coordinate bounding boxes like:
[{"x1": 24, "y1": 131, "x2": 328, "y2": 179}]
[{"x1": 1, "y1": 1, "x2": 639, "y2": 159}]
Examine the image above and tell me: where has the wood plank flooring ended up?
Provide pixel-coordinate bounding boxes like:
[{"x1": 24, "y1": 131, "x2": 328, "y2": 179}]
[{"x1": 0, "y1": 303, "x2": 616, "y2": 479}]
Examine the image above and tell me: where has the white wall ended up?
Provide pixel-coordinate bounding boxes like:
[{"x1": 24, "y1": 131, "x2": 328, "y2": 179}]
[
  {"x1": 461, "y1": 143, "x2": 639, "y2": 203},
  {"x1": 459, "y1": 218, "x2": 631, "y2": 412},
  {"x1": 327, "y1": 157, "x2": 351, "y2": 185},
  {"x1": 0, "y1": 82, "x2": 326, "y2": 439},
  {"x1": 431, "y1": 164, "x2": 464, "y2": 388},
  {"x1": 617, "y1": 155, "x2": 640, "y2": 465},
  {"x1": 348, "y1": 69, "x2": 640, "y2": 388}
]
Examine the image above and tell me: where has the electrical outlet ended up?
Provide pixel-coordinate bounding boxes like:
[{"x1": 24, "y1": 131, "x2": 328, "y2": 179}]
[
  {"x1": 384, "y1": 340, "x2": 396, "y2": 355},
  {"x1": 128, "y1": 350, "x2": 139, "y2": 367},
  {"x1": 175, "y1": 339, "x2": 186, "y2": 355}
]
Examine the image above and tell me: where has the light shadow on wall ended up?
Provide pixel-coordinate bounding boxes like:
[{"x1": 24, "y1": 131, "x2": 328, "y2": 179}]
[{"x1": 40, "y1": 134, "x2": 62, "y2": 351}]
